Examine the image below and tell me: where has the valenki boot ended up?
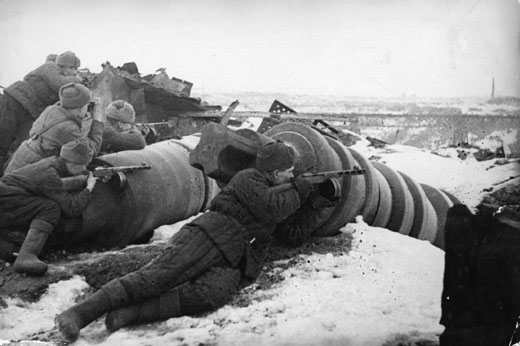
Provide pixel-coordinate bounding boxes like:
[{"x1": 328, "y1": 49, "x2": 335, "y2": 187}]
[
  {"x1": 105, "y1": 289, "x2": 182, "y2": 332},
  {"x1": 55, "y1": 279, "x2": 130, "y2": 342},
  {"x1": 13, "y1": 219, "x2": 53, "y2": 276}
]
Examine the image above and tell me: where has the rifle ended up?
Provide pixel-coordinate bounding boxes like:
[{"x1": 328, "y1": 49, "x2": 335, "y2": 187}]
[
  {"x1": 62, "y1": 163, "x2": 152, "y2": 190},
  {"x1": 270, "y1": 167, "x2": 365, "y2": 200},
  {"x1": 136, "y1": 121, "x2": 172, "y2": 127},
  {"x1": 135, "y1": 122, "x2": 174, "y2": 144}
]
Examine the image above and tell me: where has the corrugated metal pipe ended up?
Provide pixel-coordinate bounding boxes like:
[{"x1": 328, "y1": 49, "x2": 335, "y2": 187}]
[
  {"x1": 60, "y1": 137, "x2": 219, "y2": 248},
  {"x1": 191, "y1": 122, "x2": 462, "y2": 249}
]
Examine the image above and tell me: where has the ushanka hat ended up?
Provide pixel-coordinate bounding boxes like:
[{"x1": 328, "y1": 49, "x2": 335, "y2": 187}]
[
  {"x1": 56, "y1": 51, "x2": 81, "y2": 68},
  {"x1": 60, "y1": 139, "x2": 93, "y2": 165},
  {"x1": 59, "y1": 83, "x2": 91, "y2": 109},
  {"x1": 256, "y1": 141, "x2": 295, "y2": 172},
  {"x1": 106, "y1": 100, "x2": 136, "y2": 123}
]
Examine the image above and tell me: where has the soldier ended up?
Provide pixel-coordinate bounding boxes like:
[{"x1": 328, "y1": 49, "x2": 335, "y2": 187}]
[
  {"x1": 0, "y1": 139, "x2": 98, "y2": 276},
  {"x1": 100, "y1": 100, "x2": 146, "y2": 154},
  {"x1": 440, "y1": 204, "x2": 520, "y2": 346},
  {"x1": 0, "y1": 51, "x2": 83, "y2": 175},
  {"x1": 4, "y1": 82, "x2": 104, "y2": 174},
  {"x1": 55, "y1": 141, "x2": 321, "y2": 341}
]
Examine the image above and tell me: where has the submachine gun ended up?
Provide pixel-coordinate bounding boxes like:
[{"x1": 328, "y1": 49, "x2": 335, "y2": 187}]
[
  {"x1": 62, "y1": 163, "x2": 152, "y2": 190},
  {"x1": 270, "y1": 167, "x2": 365, "y2": 201}
]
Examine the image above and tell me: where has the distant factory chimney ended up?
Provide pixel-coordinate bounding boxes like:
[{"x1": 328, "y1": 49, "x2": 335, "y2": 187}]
[{"x1": 490, "y1": 77, "x2": 495, "y2": 99}]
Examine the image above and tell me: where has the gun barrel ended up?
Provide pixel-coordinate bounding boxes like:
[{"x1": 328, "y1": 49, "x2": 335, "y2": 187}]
[
  {"x1": 300, "y1": 168, "x2": 365, "y2": 178},
  {"x1": 93, "y1": 164, "x2": 152, "y2": 175},
  {"x1": 270, "y1": 168, "x2": 365, "y2": 194}
]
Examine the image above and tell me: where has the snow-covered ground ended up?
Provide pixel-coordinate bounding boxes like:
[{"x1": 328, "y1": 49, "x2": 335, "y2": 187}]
[{"x1": 1, "y1": 129, "x2": 519, "y2": 346}]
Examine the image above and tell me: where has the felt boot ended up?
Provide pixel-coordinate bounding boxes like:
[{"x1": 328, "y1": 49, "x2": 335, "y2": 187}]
[
  {"x1": 105, "y1": 289, "x2": 181, "y2": 332},
  {"x1": 13, "y1": 219, "x2": 53, "y2": 276},
  {"x1": 55, "y1": 279, "x2": 130, "y2": 342}
]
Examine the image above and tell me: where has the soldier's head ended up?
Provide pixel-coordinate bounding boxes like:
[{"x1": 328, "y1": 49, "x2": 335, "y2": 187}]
[
  {"x1": 60, "y1": 139, "x2": 93, "y2": 175},
  {"x1": 59, "y1": 82, "x2": 91, "y2": 117},
  {"x1": 105, "y1": 100, "x2": 136, "y2": 132},
  {"x1": 256, "y1": 141, "x2": 295, "y2": 185},
  {"x1": 56, "y1": 51, "x2": 81, "y2": 76}
]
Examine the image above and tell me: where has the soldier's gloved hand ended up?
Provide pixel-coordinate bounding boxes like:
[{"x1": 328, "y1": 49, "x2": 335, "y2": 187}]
[
  {"x1": 294, "y1": 175, "x2": 313, "y2": 202},
  {"x1": 86, "y1": 172, "x2": 98, "y2": 192},
  {"x1": 140, "y1": 126, "x2": 158, "y2": 144},
  {"x1": 90, "y1": 97, "x2": 106, "y2": 123}
]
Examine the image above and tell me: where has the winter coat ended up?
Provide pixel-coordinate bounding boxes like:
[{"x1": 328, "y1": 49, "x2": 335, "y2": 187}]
[
  {"x1": 210, "y1": 168, "x2": 302, "y2": 240},
  {"x1": 0, "y1": 93, "x2": 33, "y2": 166},
  {"x1": 114, "y1": 168, "x2": 304, "y2": 302},
  {"x1": 194, "y1": 168, "x2": 302, "y2": 278},
  {"x1": 4, "y1": 62, "x2": 81, "y2": 119},
  {"x1": 0, "y1": 156, "x2": 91, "y2": 218},
  {"x1": 4, "y1": 105, "x2": 103, "y2": 174},
  {"x1": 100, "y1": 126, "x2": 146, "y2": 154},
  {"x1": 274, "y1": 190, "x2": 338, "y2": 246}
]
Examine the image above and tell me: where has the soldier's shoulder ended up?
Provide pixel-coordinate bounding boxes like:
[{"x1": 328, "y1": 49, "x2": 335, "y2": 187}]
[{"x1": 234, "y1": 168, "x2": 264, "y2": 181}]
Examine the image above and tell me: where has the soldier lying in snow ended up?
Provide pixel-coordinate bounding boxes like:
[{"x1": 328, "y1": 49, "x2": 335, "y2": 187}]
[{"x1": 55, "y1": 140, "x2": 335, "y2": 342}]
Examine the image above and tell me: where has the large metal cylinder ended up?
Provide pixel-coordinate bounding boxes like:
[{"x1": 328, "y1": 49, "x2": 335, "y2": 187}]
[
  {"x1": 139, "y1": 121, "x2": 459, "y2": 250},
  {"x1": 61, "y1": 137, "x2": 219, "y2": 248},
  {"x1": 56, "y1": 120, "x2": 457, "y2": 251},
  {"x1": 259, "y1": 122, "x2": 458, "y2": 248}
]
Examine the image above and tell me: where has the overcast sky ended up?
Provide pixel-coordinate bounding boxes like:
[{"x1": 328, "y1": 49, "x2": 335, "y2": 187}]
[{"x1": 0, "y1": 0, "x2": 519, "y2": 98}]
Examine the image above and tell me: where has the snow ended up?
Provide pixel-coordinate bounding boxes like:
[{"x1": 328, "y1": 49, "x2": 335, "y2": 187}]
[
  {"x1": 352, "y1": 143, "x2": 519, "y2": 209},
  {"x1": 1, "y1": 131, "x2": 519, "y2": 345}
]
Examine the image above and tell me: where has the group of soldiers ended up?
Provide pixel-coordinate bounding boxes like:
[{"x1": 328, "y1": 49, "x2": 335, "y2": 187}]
[
  {"x1": 0, "y1": 51, "x2": 333, "y2": 342},
  {"x1": 1, "y1": 50, "x2": 519, "y2": 345},
  {"x1": 0, "y1": 51, "x2": 147, "y2": 276}
]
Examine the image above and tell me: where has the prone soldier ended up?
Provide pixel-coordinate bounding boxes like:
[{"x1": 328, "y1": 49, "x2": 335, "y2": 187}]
[{"x1": 55, "y1": 140, "x2": 329, "y2": 341}]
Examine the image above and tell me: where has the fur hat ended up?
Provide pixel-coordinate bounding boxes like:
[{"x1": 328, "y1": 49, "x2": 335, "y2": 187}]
[
  {"x1": 256, "y1": 141, "x2": 295, "y2": 172},
  {"x1": 106, "y1": 100, "x2": 136, "y2": 123},
  {"x1": 60, "y1": 139, "x2": 93, "y2": 164},
  {"x1": 59, "y1": 83, "x2": 91, "y2": 109},
  {"x1": 56, "y1": 51, "x2": 81, "y2": 68}
]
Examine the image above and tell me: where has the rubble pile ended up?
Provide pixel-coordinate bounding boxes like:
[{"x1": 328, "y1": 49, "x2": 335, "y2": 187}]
[{"x1": 80, "y1": 62, "x2": 223, "y2": 141}]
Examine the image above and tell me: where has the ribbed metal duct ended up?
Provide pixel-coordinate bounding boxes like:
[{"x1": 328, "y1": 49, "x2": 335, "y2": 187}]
[
  {"x1": 60, "y1": 137, "x2": 219, "y2": 248},
  {"x1": 191, "y1": 122, "x2": 458, "y2": 248}
]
